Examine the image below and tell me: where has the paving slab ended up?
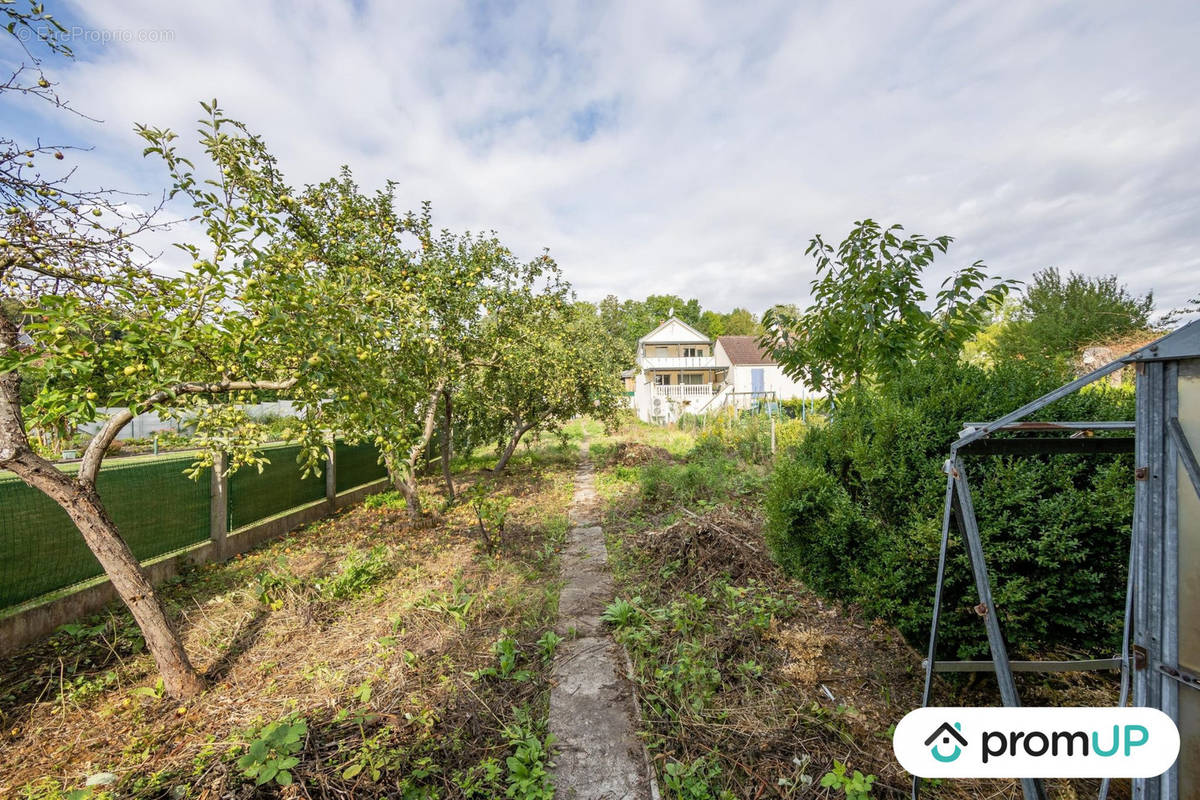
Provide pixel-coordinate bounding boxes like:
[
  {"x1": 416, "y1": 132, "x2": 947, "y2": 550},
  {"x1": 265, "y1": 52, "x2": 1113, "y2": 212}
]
[{"x1": 548, "y1": 454, "x2": 652, "y2": 800}]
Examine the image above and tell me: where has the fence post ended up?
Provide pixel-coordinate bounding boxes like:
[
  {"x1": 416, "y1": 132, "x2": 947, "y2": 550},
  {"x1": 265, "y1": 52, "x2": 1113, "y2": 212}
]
[
  {"x1": 325, "y1": 439, "x2": 337, "y2": 509},
  {"x1": 210, "y1": 452, "x2": 229, "y2": 559}
]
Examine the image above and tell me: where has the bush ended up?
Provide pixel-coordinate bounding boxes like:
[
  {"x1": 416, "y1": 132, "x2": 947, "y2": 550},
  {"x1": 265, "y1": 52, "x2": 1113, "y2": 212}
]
[{"x1": 765, "y1": 356, "x2": 1134, "y2": 659}]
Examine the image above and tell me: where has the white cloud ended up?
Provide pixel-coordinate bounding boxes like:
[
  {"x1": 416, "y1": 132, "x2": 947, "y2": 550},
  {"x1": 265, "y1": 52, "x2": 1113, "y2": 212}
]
[{"x1": 7, "y1": 0, "x2": 1198, "y2": 312}]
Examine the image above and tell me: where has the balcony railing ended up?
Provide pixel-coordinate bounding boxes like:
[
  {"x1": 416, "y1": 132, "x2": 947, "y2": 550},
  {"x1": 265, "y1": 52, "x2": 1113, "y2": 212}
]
[
  {"x1": 653, "y1": 384, "x2": 717, "y2": 399},
  {"x1": 640, "y1": 356, "x2": 717, "y2": 369}
]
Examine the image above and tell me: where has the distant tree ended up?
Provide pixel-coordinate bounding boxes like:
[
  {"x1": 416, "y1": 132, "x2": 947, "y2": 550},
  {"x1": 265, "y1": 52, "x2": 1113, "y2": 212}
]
[
  {"x1": 596, "y1": 293, "x2": 705, "y2": 363},
  {"x1": 697, "y1": 309, "x2": 726, "y2": 338},
  {"x1": 995, "y1": 268, "x2": 1153, "y2": 362},
  {"x1": 761, "y1": 220, "x2": 1016, "y2": 394},
  {"x1": 1158, "y1": 289, "x2": 1197, "y2": 328},
  {"x1": 723, "y1": 307, "x2": 759, "y2": 336}
]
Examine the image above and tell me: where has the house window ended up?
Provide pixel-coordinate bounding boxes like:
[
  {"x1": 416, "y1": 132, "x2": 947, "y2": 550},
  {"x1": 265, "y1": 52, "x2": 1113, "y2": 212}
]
[
  {"x1": 682, "y1": 346, "x2": 704, "y2": 358},
  {"x1": 655, "y1": 346, "x2": 669, "y2": 357},
  {"x1": 654, "y1": 374, "x2": 671, "y2": 386},
  {"x1": 681, "y1": 373, "x2": 704, "y2": 385}
]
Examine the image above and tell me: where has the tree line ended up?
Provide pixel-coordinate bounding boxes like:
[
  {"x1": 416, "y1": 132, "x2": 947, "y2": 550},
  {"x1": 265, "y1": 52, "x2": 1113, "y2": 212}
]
[{"x1": 1, "y1": 12, "x2": 623, "y2": 698}]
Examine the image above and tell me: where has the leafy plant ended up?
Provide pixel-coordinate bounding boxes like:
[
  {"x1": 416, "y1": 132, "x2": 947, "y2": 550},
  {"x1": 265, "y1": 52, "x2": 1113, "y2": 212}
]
[
  {"x1": 236, "y1": 717, "x2": 307, "y2": 787},
  {"x1": 128, "y1": 678, "x2": 165, "y2": 701},
  {"x1": 470, "y1": 635, "x2": 533, "y2": 682},
  {"x1": 819, "y1": 761, "x2": 875, "y2": 800},
  {"x1": 660, "y1": 757, "x2": 733, "y2": 800},
  {"x1": 467, "y1": 480, "x2": 513, "y2": 554},
  {"x1": 536, "y1": 630, "x2": 562, "y2": 663},
  {"x1": 502, "y1": 707, "x2": 554, "y2": 800},
  {"x1": 601, "y1": 597, "x2": 644, "y2": 629},
  {"x1": 417, "y1": 576, "x2": 476, "y2": 627}
]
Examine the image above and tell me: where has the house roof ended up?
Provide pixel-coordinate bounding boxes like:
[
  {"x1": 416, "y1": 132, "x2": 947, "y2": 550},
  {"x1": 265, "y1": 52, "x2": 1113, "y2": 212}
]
[
  {"x1": 717, "y1": 335, "x2": 775, "y2": 365},
  {"x1": 638, "y1": 316, "x2": 710, "y2": 345}
]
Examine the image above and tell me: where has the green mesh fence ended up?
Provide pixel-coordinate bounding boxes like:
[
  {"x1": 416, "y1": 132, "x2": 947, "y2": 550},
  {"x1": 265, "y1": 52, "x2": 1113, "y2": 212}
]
[
  {"x1": 335, "y1": 441, "x2": 388, "y2": 492},
  {"x1": 0, "y1": 454, "x2": 211, "y2": 608},
  {"x1": 1, "y1": 441, "x2": 385, "y2": 611},
  {"x1": 227, "y1": 444, "x2": 326, "y2": 530}
]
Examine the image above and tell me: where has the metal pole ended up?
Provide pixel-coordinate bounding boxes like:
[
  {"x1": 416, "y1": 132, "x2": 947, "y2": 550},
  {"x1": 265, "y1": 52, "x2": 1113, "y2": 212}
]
[
  {"x1": 913, "y1": 468, "x2": 957, "y2": 800},
  {"x1": 209, "y1": 451, "x2": 229, "y2": 559},
  {"x1": 950, "y1": 456, "x2": 1047, "y2": 800}
]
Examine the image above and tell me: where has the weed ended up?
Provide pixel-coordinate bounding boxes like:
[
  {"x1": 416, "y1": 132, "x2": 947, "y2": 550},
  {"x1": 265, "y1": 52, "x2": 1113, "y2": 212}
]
[
  {"x1": 601, "y1": 597, "x2": 644, "y2": 629},
  {"x1": 319, "y1": 546, "x2": 392, "y2": 599},
  {"x1": 418, "y1": 576, "x2": 476, "y2": 627},
  {"x1": 819, "y1": 761, "x2": 876, "y2": 799},
  {"x1": 128, "y1": 678, "x2": 165, "y2": 701},
  {"x1": 362, "y1": 490, "x2": 406, "y2": 510},
  {"x1": 255, "y1": 560, "x2": 301, "y2": 609},
  {"x1": 536, "y1": 630, "x2": 562, "y2": 663},
  {"x1": 341, "y1": 728, "x2": 404, "y2": 783},
  {"x1": 468, "y1": 481, "x2": 513, "y2": 554},
  {"x1": 236, "y1": 716, "x2": 307, "y2": 787},
  {"x1": 660, "y1": 756, "x2": 734, "y2": 800},
  {"x1": 470, "y1": 635, "x2": 533, "y2": 682},
  {"x1": 501, "y1": 707, "x2": 554, "y2": 800}
]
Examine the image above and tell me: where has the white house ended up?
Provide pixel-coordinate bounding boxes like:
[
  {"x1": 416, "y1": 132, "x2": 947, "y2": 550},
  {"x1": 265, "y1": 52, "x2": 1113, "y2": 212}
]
[
  {"x1": 713, "y1": 335, "x2": 811, "y2": 405},
  {"x1": 628, "y1": 317, "x2": 817, "y2": 423}
]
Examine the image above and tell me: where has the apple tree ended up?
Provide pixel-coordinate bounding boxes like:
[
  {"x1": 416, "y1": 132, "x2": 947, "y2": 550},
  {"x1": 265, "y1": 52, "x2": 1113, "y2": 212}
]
[
  {"x1": 1, "y1": 100, "x2": 386, "y2": 698},
  {"x1": 469, "y1": 298, "x2": 625, "y2": 472}
]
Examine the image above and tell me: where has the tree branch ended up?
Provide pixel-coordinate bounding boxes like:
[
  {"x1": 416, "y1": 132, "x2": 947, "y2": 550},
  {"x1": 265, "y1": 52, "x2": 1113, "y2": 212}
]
[{"x1": 78, "y1": 378, "x2": 299, "y2": 485}]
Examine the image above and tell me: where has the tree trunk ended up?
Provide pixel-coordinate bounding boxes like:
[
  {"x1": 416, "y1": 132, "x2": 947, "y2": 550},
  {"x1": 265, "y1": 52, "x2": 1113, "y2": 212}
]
[
  {"x1": 0, "y1": 382, "x2": 204, "y2": 698},
  {"x1": 440, "y1": 390, "x2": 455, "y2": 502},
  {"x1": 0, "y1": 312, "x2": 294, "y2": 700},
  {"x1": 385, "y1": 381, "x2": 445, "y2": 522},
  {"x1": 493, "y1": 419, "x2": 535, "y2": 473},
  {"x1": 382, "y1": 450, "x2": 421, "y2": 517}
]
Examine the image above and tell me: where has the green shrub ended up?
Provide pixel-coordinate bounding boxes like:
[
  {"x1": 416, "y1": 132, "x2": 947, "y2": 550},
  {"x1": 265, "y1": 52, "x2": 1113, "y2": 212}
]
[
  {"x1": 639, "y1": 454, "x2": 761, "y2": 510},
  {"x1": 765, "y1": 356, "x2": 1134, "y2": 659}
]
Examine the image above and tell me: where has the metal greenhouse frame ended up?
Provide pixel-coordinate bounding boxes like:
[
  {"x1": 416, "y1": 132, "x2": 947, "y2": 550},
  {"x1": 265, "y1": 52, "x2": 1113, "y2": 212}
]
[{"x1": 914, "y1": 319, "x2": 1200, "y2": 800}]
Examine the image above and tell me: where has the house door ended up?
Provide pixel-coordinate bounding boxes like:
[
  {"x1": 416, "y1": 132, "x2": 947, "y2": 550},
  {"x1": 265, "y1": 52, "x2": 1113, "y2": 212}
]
[{"x1": 751, "y1": 368, "x2": 764, "y2": 395}]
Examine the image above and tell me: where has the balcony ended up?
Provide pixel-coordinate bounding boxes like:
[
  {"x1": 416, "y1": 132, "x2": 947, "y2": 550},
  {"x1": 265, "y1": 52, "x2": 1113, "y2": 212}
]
[
  {"x1": 640, "y1": 356, "x2": 717, "y2": 369},
  {"x1": 652, "y1": 384, "x2": 717, "y2": 400}
]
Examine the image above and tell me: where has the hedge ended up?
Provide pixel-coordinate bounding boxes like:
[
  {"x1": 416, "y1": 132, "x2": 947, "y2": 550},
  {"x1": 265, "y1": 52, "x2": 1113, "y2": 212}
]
[{"x1": 764, "y1": 357, "x2": 1135, "y2": 659}]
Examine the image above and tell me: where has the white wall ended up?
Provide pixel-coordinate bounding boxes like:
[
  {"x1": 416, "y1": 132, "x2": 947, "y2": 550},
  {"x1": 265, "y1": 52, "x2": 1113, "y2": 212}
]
[
  {"x1": 726, "y1": 364, "x2": 811, "y2": 400},
  {"x1": 76, "y1": 400, "x2": 302, "y2": 440}
]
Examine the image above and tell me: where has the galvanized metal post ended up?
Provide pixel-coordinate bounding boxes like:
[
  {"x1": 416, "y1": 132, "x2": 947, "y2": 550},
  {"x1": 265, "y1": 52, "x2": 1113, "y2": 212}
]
[
  {"x1": 209, "y1": 451, "x2": 228, "y2": 559},
  {"x1": 325, "y1": 441, "x2": 337, "y2": 509},
  {"x1": 913, "y1": 469, "x2": 957, "y2": 800},
  {"x1": 951, "y1": 457, "x2": 1048, "y2": 800}
]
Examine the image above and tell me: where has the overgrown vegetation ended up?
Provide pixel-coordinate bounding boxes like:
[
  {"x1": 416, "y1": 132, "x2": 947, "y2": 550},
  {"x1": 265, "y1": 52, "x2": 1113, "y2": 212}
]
[
  {"x1": 596, "y1": 418, "x2": 1021, "y2": 798},
  {"x1": 765, "y1": 355, "x2": 1134, "y2": 660},
  {"x1": 598, "y1": 415, "x2": 1120, "y2": 799},
  {"x1": 0, "y1": 442, "x2": 574, "y2": 798}
]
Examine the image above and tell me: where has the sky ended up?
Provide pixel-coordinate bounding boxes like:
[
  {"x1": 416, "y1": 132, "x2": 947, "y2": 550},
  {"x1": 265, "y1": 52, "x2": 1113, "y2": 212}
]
[{"x1": 3, "y1": 0, "x2": 1198, "y2": 315}]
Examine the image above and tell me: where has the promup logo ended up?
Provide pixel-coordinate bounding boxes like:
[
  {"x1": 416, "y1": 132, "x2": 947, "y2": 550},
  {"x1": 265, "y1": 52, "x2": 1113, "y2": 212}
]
[
  {"x1": 925, "y1": 722, "x2": 967, "y2": 763},
  {"x1": 894, "y1": 707, "x2": 1178, "y2": 779}
]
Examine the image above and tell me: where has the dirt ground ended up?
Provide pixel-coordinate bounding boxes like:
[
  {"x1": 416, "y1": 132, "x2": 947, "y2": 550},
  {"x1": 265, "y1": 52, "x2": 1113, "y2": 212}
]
[{"x1": 0, "y1": 449, "x2": 575, "y2": 799}]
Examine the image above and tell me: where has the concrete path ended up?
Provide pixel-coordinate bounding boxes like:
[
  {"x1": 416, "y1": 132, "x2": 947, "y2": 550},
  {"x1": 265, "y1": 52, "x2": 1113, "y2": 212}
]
[{"x1": 547, "y1": 450, "x2": 652, "y2": 800}]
